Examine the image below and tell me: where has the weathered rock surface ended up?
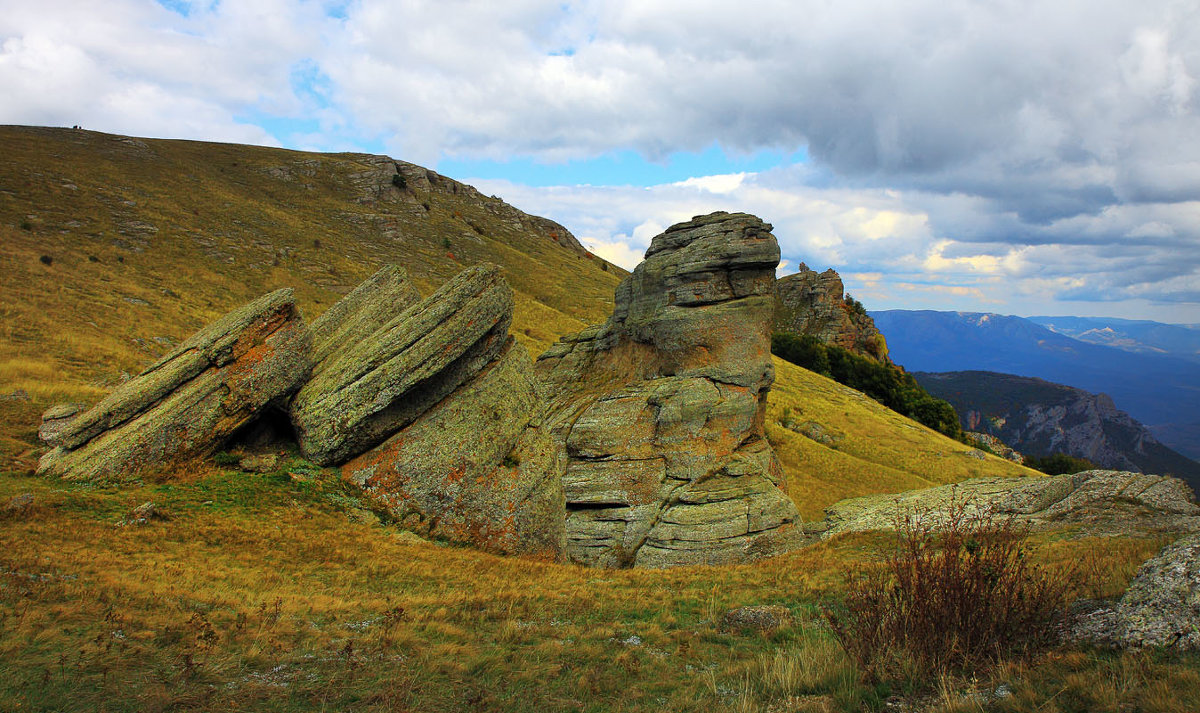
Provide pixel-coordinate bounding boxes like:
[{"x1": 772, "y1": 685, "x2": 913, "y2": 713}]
[
  {"x1": 1070, "y1": 534, "x2": 1200, "y2": 650},
  {"x1": 38, "y1": 402, "x2": 87, "y2": 445},
  {"x1": 774, "y1": 265, "x2": 889, "y2": 361},
  {"x1": 537, "y1": 212, "x2": 803, "y2": 568},
  {"x1": 719, "y1": 605, "x2": 793, "y2": 633},
  {"x1": 291, "y1": 263, "x2": 512, "y2": 466},
  {"x1": 963, "y1": 431, "x2": 1024, "y2": 463},
  {"x1": 38, "y1": 289, "x2": 312, "y2": 481},
  {"x1": 308, "y1": 264, "x2": 420, "y2": 370},
  {"x1": 345, "y1": 339, "x2": 565, "y2": 558},
  {"x1": 821, "y1": 470, "x2": 1200, "y2": 539}
]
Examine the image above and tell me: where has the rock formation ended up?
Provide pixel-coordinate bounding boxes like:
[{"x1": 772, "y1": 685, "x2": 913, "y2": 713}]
[
  {"x1": 344, "y1": 339, "x2": 564, "y2": 558},
  {"x1": 307, "y1": 264, "x2": 421, "y2": 369},
  {"x1": 774, "y1": 264, "x2": 889, "y2": 361},
  {"x1": 1069, "y1": 534, "x2": 1200, "y2": 650},
  {"x1": 37, "y1": 289, "x2": 312, "y2": 480},
  {"x1": 537, "y1": 212, "x2": 803, "y2": 568},
  {"x1": 298, "y1": 263, "x2": 565, "y2": 558},
  {"x1": 818, "y1": 470, "x2": 1200, "y2": 540},
  {"x1": 291, "y1": 264, "x2": 513, "y2": 466}
]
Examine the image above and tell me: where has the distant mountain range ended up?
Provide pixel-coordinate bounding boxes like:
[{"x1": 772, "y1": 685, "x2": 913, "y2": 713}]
[
  {"x1": 870, "y1": 310, "x2": 1200, "y2": 462},
  {"x1": 914, "y1": 370, "x2": 1200, "y2": 494},
  {"x1": 1028, "y1": 316, "x2": 1200, "y2": 363}
]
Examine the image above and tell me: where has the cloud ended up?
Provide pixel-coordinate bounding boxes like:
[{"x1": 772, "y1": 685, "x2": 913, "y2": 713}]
[
  {"x1": 0, "y1": 0, "x2": 329, "y2": 144},
  {"x1": 1, "y1": 0, "x2": 1197, "y2": 320}
]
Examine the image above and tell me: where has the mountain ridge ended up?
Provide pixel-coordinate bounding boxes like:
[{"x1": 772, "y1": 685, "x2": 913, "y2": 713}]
[
  {"x1": 914, "y1": 369, "x2": 1200, "y2": 494},
  {"x1": 871, "y1": 309, "x2": 1200, "y2": 460}
]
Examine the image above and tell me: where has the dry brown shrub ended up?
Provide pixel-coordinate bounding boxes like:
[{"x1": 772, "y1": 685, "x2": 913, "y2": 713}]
[{"x1": 824, "y1": 501, "x2": 1076, "y2": 681}]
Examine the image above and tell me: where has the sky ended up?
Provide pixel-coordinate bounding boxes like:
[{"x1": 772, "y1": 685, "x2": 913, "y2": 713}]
[{"x1": 2, "y1": 1, "x2": 1199, "y2": 323}]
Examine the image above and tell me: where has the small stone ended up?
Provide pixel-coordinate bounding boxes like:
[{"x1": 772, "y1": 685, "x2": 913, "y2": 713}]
[
  {"x1": 719, "y1": 605, "x2": 792, "y2": 633},
  {"x1": 239, "y1": 454, "x2": 279, "y2": 473},
  {"x1": 3, "y1": 493, "x2": 35, "y2": 514},
  {"x1": 120, "y1": 501, "x2": 164, "y2": 526}
]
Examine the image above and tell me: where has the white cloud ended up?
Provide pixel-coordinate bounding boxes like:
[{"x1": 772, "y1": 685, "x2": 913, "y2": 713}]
[{"x1": 1, "y1": 0, "x2": 1197, "y2": 320}]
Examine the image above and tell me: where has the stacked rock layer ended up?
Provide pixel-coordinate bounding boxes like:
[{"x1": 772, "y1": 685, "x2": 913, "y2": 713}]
[{"x1": 537, "y1": 212, "x2": 803, "y2": 567}]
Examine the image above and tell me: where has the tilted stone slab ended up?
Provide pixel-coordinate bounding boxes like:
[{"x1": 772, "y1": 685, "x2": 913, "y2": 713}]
[
  {"x1": 343, "y1": 340, "x2": 565, "y2": 558},
  {"x1": 291, "y1": 263, "x2": 512, "y2": 465},
  {"x1": 309, "y1": 264, "x2": 421, "y2": 371},
  {"x1": 38, "y1": 289, "x2": 312, "y2": 481}
]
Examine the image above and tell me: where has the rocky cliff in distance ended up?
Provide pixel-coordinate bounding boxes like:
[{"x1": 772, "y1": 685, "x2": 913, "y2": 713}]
[
  {"x1": 915, "y1": 370, "x2": 1200, "y2": 494},
  {"x1": 537, "y1": 212, "x2": 803, "y2": 568},
  {"x1": 774, "y1": 264, "x2": 889, "y2": 362}
]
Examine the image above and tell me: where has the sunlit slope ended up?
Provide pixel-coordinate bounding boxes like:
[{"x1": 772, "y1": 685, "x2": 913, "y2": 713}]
[
  {"x1": 2, "y1": 125, "x2": 1034, "y2": 507},
  {"x1": 0, "y1": 126, "x2": 623, "y2": 465},
  {"x1": 766, "y1": 358, "x2": 1038, "y2": 520}
]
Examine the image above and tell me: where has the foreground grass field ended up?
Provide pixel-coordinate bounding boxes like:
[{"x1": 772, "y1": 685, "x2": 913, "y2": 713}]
[{"x1": 1, "y1": 462, "x2": 1195, "y2": 713}]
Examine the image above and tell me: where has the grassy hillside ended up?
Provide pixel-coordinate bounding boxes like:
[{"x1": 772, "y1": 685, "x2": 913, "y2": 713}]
[
  {"x1": 767, "y1": 361, "x2": 1035, "y2": 520},
  {"x1": 0, "y1": 125, "x2": 1033, "y2": 499},
  {"x1": 1, "y1": 460, "x2": 1189, "y2": 713}
]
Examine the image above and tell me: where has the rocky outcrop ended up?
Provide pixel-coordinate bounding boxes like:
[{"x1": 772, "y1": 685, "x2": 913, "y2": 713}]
[
  {"x1": 37, "y1": 289, "x2": 312, "y2": 480},
  {"x1": 300, "y1": 263, "x2": 565, "y2": 558},
  {"x1": 344, "y1": 339, "x2": 564, "y2": 558},
  {"x1": 308, "y1": 264, "x2": 420, "y2": 370},
  {"x1": 1070, "y1": 534, "x2": 1200, "y2": 650},
  {"x1": 820, "y1": 470, "x2": 1200, "y2": 539},
  {"x1": 291, "y1": 264, "x2": 512, "y2": 466},
  {"x1": 964, "y1": 431, "x2": 1024, "y2": 463},
  {"x1": 774, "y1": 265, "x2": 889, "y2": 361},
  {"x1": 537, "y1": 212, "x2": 803, "y2": 568}
]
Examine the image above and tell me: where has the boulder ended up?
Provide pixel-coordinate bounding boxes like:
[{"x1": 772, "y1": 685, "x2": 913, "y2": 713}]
[
  {"x1": 774, "y1": 265, "x2": 889, "y2": 362},
  {"x1": 291, "y1": 263, "x2": 512, "y2": 466},
  {"x1": 1070, "y1": 534, "x2": 1200, "y2": 650},
  {"x1": 719, "y1": 605, "x2": 793, "y2": 633},
  {"x1": 537, "y1": 212, "x2": 803, "y2": 568},
  {"x1": 38, "y1": 289, "x2": 312, "y2": 481},
  {"x1": 344, "y1": 340, "x2": 565, "y2": 558}
]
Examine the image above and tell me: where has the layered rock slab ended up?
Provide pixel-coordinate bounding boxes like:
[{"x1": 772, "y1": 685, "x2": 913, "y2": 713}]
[
  {"x1": 344, "y1": 339, "x2": 565, "y2": 558},
  {"x1": 291, "y1": 263, "x2": 512, "y2": 465},
  {"x1": 38, "y1": 289, "x2": 312, "y2": 480},
  {"x1": 537, "y1": 212, "x2": 803, "y2": 568},
  {"x1": 308, "y1": 264, "x2": 421, "y2": 370},
  {"x1": 820, "y1": 469, "x2": 1200, "y2": 539},
  {"x1": 1070, "y1": 534, "x2": 1200, "y2": 650}
]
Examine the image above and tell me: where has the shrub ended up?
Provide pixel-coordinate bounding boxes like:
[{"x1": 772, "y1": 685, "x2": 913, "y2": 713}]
[
  {"x1": 20, "y1": 219, "x2": 33, "y2": 231},
  {"x1": 824, "y1": 502, "x2": 1074, "y2": 681},
  {"x1": 391, "y1": 173, "x2": 406, "y2": 190},
  {"x1": 39, "y1": 255, "x2": 53, "y2": 266},
  {"x1": 1024, "y1": 452, "x2": 1096, "y2": 475}
]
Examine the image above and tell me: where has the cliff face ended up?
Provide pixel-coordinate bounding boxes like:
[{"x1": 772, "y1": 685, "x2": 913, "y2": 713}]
[
  {"x1": 774, "y1": 265, "x2": 889, "y2": 362},
  {"x1": 915, "y1": 370, "x2": 1200, "y2": 493}
]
